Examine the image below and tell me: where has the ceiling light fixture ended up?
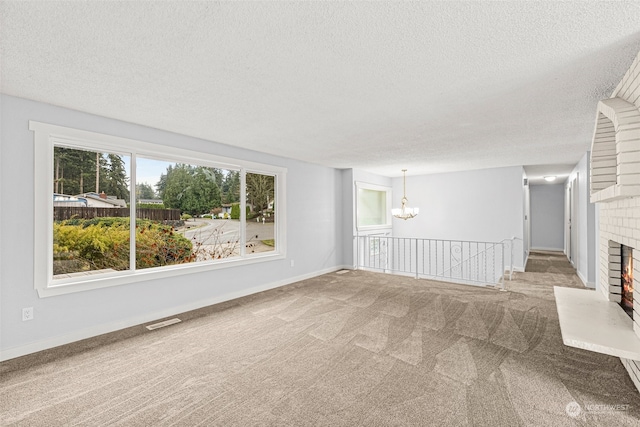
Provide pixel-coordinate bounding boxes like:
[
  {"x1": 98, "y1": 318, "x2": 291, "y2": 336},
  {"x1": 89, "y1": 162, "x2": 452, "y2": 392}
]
[
  {"x1": 392, "y1": 169, "x2": 419, "y2": 220},
  {"x1": 544, "y1": 176, "x2": 557, "y2": 182}
]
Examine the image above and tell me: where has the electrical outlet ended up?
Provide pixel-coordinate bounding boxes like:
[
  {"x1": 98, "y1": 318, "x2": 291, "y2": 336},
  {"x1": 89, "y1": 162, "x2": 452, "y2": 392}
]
[
  {"x1": 22, "y1": 307, "x2": 34, "y2": 321},
  {"x1": 290, "y1": 259, "x2": 295, "y2": 267}
]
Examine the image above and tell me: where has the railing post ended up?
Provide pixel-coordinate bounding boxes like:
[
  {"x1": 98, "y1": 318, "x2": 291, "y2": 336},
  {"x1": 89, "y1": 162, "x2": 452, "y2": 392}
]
[
  {"x1": 510, "y1": 237, "x2": 514, "y2": 281},
  {"x1": 415, "y1": 238, "x2": 419, "y2": 279},
  {"x1": 502, "y1": 242, "x2": 506, "y2": 290}
]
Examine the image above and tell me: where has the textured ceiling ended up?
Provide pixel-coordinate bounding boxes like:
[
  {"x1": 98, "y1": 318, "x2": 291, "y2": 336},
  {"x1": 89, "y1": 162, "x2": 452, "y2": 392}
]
[{"x1": 2, "y1": 1, "x2": 640, "y2": 177}]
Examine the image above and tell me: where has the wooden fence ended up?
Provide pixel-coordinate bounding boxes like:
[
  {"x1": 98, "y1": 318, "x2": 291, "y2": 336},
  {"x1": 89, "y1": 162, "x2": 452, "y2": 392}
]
[{"x1": 54, "y1": 207, "x2": 181, "y2": 222}]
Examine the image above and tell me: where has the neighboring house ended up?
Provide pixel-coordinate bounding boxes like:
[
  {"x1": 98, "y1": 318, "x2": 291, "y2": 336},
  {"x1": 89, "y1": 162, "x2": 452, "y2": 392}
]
[
  {"x1": 53, "y1": 193, "x2": 88, "y2": 207},
  {"x1": 77, "y1": 192, "x2": 127, "y2": 208},
  {"x1": 215, "y1": 204, "x2": 233, "y2": 219}
]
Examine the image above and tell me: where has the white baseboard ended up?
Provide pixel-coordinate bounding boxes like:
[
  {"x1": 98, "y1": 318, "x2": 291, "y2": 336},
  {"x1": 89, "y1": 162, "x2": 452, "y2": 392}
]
[
  {"x1": 0, "y1": 266, "x2": 345, "y2": 362},
  {"x1": 577, "y1": 270, "x2": 595, "y2": 289},
  {"x1": 530, "y1": 247, "x2": 565, "y2": 252}
]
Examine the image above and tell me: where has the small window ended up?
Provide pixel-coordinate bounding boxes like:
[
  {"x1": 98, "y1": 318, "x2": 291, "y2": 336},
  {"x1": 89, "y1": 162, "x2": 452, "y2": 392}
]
[
  {"x1": 356, "y1": 182, "x2": 391, "y2": 230},
  {"x1": 245, "y1": 172, "x2": 276, "y2": 254}
]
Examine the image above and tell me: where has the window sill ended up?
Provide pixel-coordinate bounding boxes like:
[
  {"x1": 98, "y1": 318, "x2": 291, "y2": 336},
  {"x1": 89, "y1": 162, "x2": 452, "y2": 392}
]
[
  {"x1": 356, "y1": 225, "x2": 392, "y2": 233},
  {"x1": 38, "y1": 252, "x2": 285, "y2": 298}
]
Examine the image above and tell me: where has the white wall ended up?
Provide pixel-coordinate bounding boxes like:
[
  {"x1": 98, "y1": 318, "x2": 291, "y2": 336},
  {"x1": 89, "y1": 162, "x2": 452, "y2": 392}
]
[
  {"x1": 530, "y1": 184, "x2": 565, "y2": 251},
  {"x1": 0, "y1": 94, "x2": 345, "y2": 360},
  {"x1": 341, "y1": 168, "x2": 356, "y2": 268},
  {"x1": 342, "y1": 169, "x2": 392, "y2": 267},
  {"x1": 352, "y1": 170, "x2": 392, "y2": 188},
  {"x1": 391, "y1": 166, "x2": 525, "y2": 270},
  {"x1": 567, "y1": 152, "x2": 596, "y2": 287}
]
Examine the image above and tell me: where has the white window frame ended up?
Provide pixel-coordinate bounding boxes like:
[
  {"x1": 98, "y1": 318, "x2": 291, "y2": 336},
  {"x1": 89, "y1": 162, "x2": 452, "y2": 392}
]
[
  {"x1": 32, "y1": 121, "x2": 287, "y2": 297},
  {"x1": 355, "y1": 181, "x2": 392, "y2": 231}
]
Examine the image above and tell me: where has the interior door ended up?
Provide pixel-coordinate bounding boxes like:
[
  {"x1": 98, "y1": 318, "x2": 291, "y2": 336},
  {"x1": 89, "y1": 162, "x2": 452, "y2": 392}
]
[
  {"x1": 565, "y1": 182, "x2": 571, "y2": 257},
  {"x1": 524, "y1": 184, "x2": 530, "y2": 258}
]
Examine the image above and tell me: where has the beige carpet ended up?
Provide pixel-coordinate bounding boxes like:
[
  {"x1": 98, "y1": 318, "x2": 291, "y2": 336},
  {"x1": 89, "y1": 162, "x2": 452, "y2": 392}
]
[{"x1": 2, "y1": 251, "x2": 640, "y2": 426}]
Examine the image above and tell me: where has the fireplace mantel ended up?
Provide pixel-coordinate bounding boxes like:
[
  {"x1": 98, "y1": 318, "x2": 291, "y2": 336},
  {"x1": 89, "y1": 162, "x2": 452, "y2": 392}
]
[
  {"x1": 590, "y1": 183, "x2": 640, "y2": 203},
  {"x1": 554, "y1": 287, "x2": 640, "y2": 361}
]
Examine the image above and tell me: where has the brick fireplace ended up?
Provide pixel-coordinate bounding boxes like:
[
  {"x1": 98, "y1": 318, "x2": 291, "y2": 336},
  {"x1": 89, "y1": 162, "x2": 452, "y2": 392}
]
[
  {"x1": 591, "y1": 50, "x2": 640, "y2": 392},
  {"x1": 604, "y1": 240, "x2": 638, "y2": 327},
  {"x1": 621, "y1": 244, "x2": 634, "y2": 319}
]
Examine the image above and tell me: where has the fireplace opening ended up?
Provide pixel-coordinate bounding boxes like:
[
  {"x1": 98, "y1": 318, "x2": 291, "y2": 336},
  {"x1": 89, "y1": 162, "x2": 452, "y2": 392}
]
[{"x1": 621, "y1": 245, "x2": 634, "y2": 319}]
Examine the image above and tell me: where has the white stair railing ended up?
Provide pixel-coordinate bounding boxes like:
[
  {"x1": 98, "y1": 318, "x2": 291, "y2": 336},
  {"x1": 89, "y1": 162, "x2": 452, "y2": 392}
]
[{"x1": 355, "y1": 235, "x2": 507, "y2": 288}]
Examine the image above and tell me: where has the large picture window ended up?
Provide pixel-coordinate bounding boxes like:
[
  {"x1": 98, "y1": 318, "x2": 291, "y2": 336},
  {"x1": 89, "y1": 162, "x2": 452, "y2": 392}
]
[{"x1": 32, "y1": 121, "x2": 286, "y2": 297}]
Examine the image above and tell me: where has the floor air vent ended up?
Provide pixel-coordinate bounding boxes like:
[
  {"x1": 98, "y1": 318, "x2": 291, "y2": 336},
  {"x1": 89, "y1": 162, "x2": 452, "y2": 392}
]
[
  {"x1": 146, "y1": 318, "x2": 181, "y2": 331},
  {"x1": 336, "y1": 269, "x2": 350, "y2": 275}
]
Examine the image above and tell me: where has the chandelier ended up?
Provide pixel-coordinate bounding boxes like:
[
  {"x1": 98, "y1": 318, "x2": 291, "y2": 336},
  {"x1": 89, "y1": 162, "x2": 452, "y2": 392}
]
[{"x1": 392, "y1": 169, "x2": 419, "y2": 220}]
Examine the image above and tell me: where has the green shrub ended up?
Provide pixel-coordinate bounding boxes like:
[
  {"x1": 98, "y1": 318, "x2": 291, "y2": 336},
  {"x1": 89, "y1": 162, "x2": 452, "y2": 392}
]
[
  {"x1": 135, "y1": 222, "x2": 193, "y2": 268},
  {"x1": 63, "y1": 217, "x2": 129, "y2": 228},
  {"x1": 230, "y1": 203, "x2": 250, "y2": 220},
  {"x1": 54, "y1": 220, "x2": 130, "y2": 272},
  {"x1": 230, "y1": 203, "x2": 240, "y2": 219},
  {"x1": 181, "y1": 213, "x2": 192, "y2": 221},
  {"x1": 53, "y1": 218, "x2": 193, "y2": 274}
]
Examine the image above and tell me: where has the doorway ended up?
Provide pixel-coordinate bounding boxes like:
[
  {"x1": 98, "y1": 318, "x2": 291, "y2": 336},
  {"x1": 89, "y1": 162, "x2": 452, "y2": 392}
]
[{"x1": 567, "y1": 175, "x2": 578, "y2": 266}]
